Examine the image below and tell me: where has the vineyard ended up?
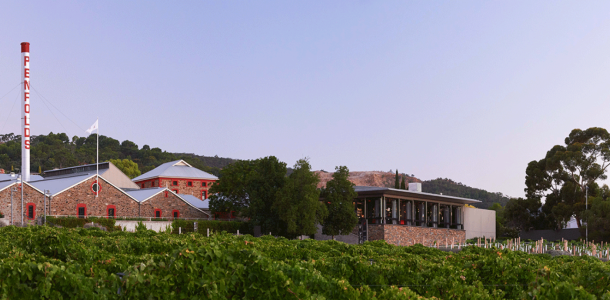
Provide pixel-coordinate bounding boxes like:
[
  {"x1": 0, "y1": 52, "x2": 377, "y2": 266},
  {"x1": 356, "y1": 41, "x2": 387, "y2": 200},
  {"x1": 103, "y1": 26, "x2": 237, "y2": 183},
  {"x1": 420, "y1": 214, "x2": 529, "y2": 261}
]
[{"x1": 1, "y1": 226, "x2": 610, "y2": 299}]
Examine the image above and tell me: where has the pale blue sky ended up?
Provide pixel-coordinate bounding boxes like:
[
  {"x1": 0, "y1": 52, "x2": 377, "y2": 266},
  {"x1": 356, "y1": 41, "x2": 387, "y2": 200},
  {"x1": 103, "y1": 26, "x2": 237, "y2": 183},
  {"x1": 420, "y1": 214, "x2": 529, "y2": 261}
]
[{"x1": 1, "y1": 1, "x2": 610, "y2": 198}]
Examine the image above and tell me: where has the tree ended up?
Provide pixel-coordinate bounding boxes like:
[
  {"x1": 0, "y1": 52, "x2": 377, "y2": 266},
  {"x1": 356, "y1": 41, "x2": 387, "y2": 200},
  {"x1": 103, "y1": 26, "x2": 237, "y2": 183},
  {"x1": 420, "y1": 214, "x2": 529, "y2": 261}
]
[
  {"x1": 274, "y1": 158, "x2": 326, "y2": 238},
  {"x1": 209, "y1": 156, "x2": 289, "y2": 236},
  {"x1": 395, "y1": 170, "x2": 399, "y2": 189},
  {"x1": 400, "y1": 175, "x2": 406, "y2": 190},
  {"x1": 321, "y1": 166, "x2": 358, "y2": 239},
  {"x1": 110, "y1": 159, "x2": 142, "y2": 179},
  {"x1": 525, "y1": 127, "x2": 610, "y2": 228}
]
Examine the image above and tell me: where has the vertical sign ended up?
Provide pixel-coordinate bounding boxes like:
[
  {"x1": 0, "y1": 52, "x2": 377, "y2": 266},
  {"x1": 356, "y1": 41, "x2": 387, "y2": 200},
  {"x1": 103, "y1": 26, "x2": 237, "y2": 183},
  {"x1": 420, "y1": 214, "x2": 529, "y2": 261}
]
[{"x1": 21, "y1": 42, "x2": 30, "y2": 182}]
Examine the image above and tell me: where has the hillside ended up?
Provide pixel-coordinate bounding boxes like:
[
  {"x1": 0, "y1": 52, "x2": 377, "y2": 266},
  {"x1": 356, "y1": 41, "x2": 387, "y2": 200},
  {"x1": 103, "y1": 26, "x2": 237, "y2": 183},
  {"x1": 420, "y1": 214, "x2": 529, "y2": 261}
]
[
  {"x1": 316, "y1": 170, "x2": 509, "y2": 209},
  {"x1": 0, "y1": 133, "x2": 230, "y2": 177}
]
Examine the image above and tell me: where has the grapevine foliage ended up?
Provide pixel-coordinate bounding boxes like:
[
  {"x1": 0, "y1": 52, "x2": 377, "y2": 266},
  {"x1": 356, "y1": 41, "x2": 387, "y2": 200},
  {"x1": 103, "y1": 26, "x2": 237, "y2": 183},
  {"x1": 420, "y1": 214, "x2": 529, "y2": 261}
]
[{"x1": 0, "y1": 226, "x2": 609, "y2": 299}]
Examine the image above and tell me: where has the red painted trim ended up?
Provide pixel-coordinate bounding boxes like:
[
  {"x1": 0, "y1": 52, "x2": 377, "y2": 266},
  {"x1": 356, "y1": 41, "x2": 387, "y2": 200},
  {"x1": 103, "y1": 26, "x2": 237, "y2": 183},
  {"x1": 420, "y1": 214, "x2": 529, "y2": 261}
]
[
  {"x1": 21, "y1": 42, "x2": 30, "y2": 53},
  {"x1": 187, "y1": 181, "x2": 193, "y2": 187},
  {"x1": 164, "y1": 191, "x2": 168, "y2": 198},
  {"x1": 154, "y1": 209, "x2": 162, "y2": 218},
  {"x1": 172, "y1": 210, "x2": 180, "y2": 218},
  {"x1": 76, "y1": 203, "x2": 87, "y2": 217},
  {"x1": 90, "y1": 180, "x2": 102, "y2": 195},
  {"x1": 26, "y1": 202, "x2": 36, "y2": 220},
  {"x1": 107, "y1": 205, "x2": 116, "y2": 218}
]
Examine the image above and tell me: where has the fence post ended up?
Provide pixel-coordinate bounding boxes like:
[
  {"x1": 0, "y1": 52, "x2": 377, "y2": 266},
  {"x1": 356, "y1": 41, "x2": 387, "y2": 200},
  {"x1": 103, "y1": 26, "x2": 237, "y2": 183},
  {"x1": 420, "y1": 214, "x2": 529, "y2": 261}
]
[
  {"x1": 194, "y1": 222, "x2": 197, "y2": 232},
  {"x1": 237, "y1": 229, "x2": 239, "y2": 236},
  {"x1": 179, "y1": 227, "x2": 181, "y2": 234},
  {"x1": 207, "y1": 228, "x2": 209, "y2": 237}
]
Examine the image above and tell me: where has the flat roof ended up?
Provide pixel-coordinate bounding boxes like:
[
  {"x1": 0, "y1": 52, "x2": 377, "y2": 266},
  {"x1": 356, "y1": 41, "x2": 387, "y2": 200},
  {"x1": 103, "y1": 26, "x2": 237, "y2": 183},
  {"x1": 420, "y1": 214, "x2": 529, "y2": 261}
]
[{"x1": 354, "y1": 186, "x2": 481, "y2": 205}]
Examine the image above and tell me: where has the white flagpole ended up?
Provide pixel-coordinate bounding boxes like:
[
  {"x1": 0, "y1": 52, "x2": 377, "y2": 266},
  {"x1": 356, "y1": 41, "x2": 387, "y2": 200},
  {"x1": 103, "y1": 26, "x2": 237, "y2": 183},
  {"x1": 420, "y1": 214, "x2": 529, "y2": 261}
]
[{"x1": 96, "y1": 118, "x2": 99, "y2": 198}]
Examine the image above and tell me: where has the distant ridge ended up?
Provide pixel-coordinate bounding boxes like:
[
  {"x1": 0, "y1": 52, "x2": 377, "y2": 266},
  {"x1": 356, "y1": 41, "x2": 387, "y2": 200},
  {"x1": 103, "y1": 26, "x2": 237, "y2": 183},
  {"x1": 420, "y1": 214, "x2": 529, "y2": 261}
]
[{"x1": 315, "y1": 170, "x2": 509, "y2": 209}]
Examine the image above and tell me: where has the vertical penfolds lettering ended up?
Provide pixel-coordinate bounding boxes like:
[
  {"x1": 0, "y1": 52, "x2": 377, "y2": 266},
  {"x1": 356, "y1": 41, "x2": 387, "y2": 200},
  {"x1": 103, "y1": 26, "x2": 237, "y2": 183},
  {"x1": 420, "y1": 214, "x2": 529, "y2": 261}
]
[{"x1": 21, "y1": 42, "x2": 30, "y2": 182}]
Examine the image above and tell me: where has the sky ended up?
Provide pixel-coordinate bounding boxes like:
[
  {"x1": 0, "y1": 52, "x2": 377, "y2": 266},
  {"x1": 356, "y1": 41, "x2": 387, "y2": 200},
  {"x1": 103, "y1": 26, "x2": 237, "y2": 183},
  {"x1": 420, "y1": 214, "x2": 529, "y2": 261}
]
[{"x1": 1, "y1": 1, "x2": 610, "y2": 198}]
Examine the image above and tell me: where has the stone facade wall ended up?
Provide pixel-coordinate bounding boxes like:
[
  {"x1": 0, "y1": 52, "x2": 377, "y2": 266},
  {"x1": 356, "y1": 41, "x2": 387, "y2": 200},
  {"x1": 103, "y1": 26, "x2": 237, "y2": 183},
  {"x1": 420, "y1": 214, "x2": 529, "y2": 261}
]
[
  {"x1": 140, "y1": 192, "x2": 208, "y2": 219},
  {"x1": 157, "y1": 178, "x2": 213, "y2": 199},
  {"x1": 368, "y1": 224, "x2": 385, "y2": 241},
  {"x1": 0, "y1": 183, "x2": 44, "y2": 225},
  {"x1": 49, "y1": 177, "x2": 140, "y2": 217},
  {"x1": 367, "y1": 224, "x2": 465, "y2": 246}
]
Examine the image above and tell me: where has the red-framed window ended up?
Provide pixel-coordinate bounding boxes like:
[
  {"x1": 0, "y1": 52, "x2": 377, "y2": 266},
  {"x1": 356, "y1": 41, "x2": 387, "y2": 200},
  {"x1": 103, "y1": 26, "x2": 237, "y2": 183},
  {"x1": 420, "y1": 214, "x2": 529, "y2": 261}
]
[
  {"x1": 202, "y1": 181, "x2": 207, "y2": 187},
  {"x1": 172, "y1": 180, "x2": 178, "y2": 186},
  {"x1": 141, "y1": 183, "x2": 145, "y2": 188},
  {"x1": 154, "y1": 209, "x2": 162, "y2": 218},
  {"x1": 164, "y1": 191, "x2": 168, "y2": 198},
  {"x1": 172, "y1": 210, "x2": 180, "y2": 218},
  {"x1": 91, "y1": 181, "x2": 102, "y2": 195},
  {"x1": 152, "y1": 180, "x2": 156, "y2": 187},
  {"x1": 77, "y1": 204, "x2": 87, "y2": 218},
  {"x1": 187, "y1": 181, "x2": 193, "y2": 187},
  {"x1": 202, "y1": 190, "x2": 207, "y2": 199},
  {"x1": 107, "y1": 205, "x2": 116, "y2": 218},
  {"x1": 26, "y1": 202, "x2": 36, "y2": 220},
  {"x1": 172, "y1": 189, "x2": 178, "y2": 194}
]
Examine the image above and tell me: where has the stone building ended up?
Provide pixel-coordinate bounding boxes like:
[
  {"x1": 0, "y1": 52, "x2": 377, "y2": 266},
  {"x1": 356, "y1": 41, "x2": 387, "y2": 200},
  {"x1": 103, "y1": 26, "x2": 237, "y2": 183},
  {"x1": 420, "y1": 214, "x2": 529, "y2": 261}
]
[
  {"x1": 0, "y1": 162, "x2": 210, "y2": 225},
  {"x1": 317, "y1": 183, "x2": 496, "y2": 245},
  {"x1": 132, "y1": 160, "x2": 218, "y2": 200}
]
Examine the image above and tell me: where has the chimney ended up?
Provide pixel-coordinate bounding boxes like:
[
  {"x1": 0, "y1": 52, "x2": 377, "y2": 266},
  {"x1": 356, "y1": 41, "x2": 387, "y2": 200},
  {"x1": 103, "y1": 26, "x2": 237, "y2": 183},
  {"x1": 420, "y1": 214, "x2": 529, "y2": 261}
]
[
  {"x1": 408, "y1": 182, "x2": 422, "y2": 192},
  {"x1": 21, "y1": 42, "x2": 31, "y2": 182}
]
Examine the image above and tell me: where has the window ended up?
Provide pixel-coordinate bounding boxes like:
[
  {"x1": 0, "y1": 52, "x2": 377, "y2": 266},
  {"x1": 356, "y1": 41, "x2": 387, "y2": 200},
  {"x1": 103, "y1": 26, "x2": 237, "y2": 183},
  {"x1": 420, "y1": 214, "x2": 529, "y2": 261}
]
[
  {"x1": 141, "y1": 183, "x2": 145, "y2": 188},
  {"x1": 91, "y1": 181, "x2": 102, "y2": 194},
  {"x1": 26, "y1": 203, "x2": 36, "y2": 220},
  {"x1": 172, "y1": 210, "x2": 179, "y2": 218},
  {"x1": 172, "y1": 181, "x2": 178, "y2": 186},
  {"x1": 187, "y1": 181, "x2": 193, "y2": 187},
  {"x1": 77, "y1": 204, "x2": 87, "y2": 219},
  {"x1": 152, "y1": 181, "x2": 156, "y2": 187},
  {"x1": 107, "y1": 205, "x2": 116, "y2": 218},
  {"x1": 164, "y1": 191, "x2": 168, "y2": 198},
  {"x1": 154, "y1": 209, "x2": 162, "y2": 218},
  {"x1": 202, "y1": 182, "x2": 206, "y2": 187},
  {"x1": 202, "y1": 190, "x2": 207, "y2": 199},
  {"x1": 172, "y1": 189, "x2": 178, "y2": 194}
]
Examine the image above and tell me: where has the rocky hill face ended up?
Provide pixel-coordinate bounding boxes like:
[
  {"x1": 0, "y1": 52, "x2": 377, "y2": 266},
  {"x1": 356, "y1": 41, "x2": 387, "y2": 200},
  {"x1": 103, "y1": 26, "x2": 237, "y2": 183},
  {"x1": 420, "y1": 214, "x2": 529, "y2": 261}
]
[{"x1": 315, "y1": 170, "x2": 420, "y2": 189}]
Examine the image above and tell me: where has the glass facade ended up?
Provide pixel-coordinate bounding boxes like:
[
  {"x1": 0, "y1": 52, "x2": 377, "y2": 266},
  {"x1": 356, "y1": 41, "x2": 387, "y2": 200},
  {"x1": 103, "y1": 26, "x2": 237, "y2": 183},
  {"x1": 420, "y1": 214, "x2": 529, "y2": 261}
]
[{"x1": 357, "y1": 196, "x2": 464, "y2": 229}]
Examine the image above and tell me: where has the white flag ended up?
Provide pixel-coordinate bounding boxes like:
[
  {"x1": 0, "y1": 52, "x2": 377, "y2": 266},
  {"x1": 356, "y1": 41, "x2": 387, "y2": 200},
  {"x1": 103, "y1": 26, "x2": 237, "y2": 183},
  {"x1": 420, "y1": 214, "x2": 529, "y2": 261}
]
[{"x1": 86, "y1": 120, "x2": 98, "y2": 134}]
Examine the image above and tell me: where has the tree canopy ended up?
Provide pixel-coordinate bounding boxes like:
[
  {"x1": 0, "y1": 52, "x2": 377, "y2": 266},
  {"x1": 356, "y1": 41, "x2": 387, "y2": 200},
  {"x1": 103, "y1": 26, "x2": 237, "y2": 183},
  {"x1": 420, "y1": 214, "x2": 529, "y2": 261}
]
[
  {"x1": 0, "y1": 132, "x2": 227, "y2": 177},
  {"x1": 321, "y1": 166, "x2": 357, "y2": 238},
  {"x1": 523, "y1": 127, "x2": 610, "y2": 228},
  {"x1": 209, "y1": 156, "x2": 325, "y2": 238},
  {"x1": 109, "y1": 159, "x2": 141, "y2": 179}
]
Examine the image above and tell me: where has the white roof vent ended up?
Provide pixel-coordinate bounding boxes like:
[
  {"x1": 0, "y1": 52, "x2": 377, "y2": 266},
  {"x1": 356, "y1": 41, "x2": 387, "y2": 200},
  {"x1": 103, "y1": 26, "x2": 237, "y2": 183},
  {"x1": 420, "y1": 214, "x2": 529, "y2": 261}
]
[{"x1": 408, "y1": 182, "x2": 422, "y2": 192}]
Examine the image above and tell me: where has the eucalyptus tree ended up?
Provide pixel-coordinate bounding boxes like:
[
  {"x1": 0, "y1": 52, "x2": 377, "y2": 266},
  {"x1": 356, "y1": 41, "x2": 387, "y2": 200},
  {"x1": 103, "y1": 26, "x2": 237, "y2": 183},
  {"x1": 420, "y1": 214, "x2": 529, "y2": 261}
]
[{"x1": 524, "y1": 127, "x2": 610, "y2": 228}]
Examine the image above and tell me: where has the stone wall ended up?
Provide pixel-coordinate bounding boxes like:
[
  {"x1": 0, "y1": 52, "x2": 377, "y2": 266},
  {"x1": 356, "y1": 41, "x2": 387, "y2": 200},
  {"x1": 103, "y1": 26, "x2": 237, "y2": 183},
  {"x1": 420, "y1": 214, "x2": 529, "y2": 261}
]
[
  {"x1": 156, "y1": 178, "x2": 213, "y2": 199},
  {"x1": 368, "y1": 224, "x2": 465, "y2": 246},
  {"x1": 0, "y1": 183, "x2": 44, "y2": 225},
  {"x1": 140, "y1": 192, "x2": 208, "y2": 219},
  {"x1": 49, "y1": 177, "x2": 140, "y2": 217}
]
